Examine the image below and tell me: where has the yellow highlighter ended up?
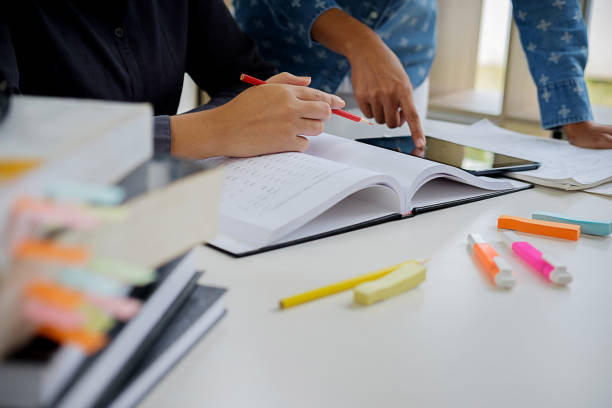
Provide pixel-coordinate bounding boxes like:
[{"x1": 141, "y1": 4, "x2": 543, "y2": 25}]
[
  {"x1": 279, "y1": 259, "x2": 427, "y2": 309},
  {"x1": 353, "y1": 262, "x2": 426, "y2": 306}
]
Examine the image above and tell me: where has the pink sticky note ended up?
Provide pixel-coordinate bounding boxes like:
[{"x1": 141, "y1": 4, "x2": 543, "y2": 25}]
[
  {"x1": 86, "y1": 295, "x2": 142, "y2": 321},
  {"x1": 23, "y1": 298, "x2": 84, "y2": 329},
  {"x1": 15, "y1": 197, "x2": 100, "y2": 230}
]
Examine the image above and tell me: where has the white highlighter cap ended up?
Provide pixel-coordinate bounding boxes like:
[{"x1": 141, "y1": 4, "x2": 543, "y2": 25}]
[
  {"x1": 542, "y1": 254, "x2": 572, "y2": 285},
  {"x1": 493, "y1": 257, "x2": 516, "y2": 289},
  {"x1": 467, "y1": 232, "x2": 485, "y2": 253},
  {"x1": 499, "y1": 230, "x2": 521, "y2": 248}
]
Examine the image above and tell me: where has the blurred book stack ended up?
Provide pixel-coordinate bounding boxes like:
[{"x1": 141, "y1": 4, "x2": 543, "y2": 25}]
[
  {"x1": 0, "y1": 96, "x2": 226, "y2": 408},
  {"x1": 0, "y1": 96, "x2": 153, "y2": 239}
]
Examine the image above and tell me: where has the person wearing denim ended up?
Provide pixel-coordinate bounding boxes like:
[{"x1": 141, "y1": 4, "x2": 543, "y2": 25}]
[{"x1": 235, "y1": 0, "x2": 612, "y2": 149}]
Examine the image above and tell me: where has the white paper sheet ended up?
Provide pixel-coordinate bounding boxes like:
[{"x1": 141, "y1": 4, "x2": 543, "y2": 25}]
[
  {"x1": 585, "y1": 183, "x2": 612, "y2": 197},
  {"x1": 429, "y1": 120, "x2": 612, "y2": 190}
]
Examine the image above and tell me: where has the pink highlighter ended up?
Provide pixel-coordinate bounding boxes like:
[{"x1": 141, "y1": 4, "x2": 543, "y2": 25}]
[{"x1": 500, "y1": 231, "x2": 572, "y2": 285}]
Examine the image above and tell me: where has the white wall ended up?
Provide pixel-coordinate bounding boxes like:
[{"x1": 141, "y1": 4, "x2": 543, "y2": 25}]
[
  {"x1": 477, "y1": 0, "x2": 511, "y2": 66},
  {"x1": 586, "y1": 0, "x2": 612, "y2": 79}
]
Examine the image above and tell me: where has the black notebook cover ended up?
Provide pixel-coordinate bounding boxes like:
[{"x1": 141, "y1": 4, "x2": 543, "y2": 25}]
[{"x1": 104, "y1": 285, "x2": 226, "y2": 408}]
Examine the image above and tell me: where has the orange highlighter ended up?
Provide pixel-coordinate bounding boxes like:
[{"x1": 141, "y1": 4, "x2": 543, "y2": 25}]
[{"x1": 467, "y1": 233, "x2": 515, "y2": 289}]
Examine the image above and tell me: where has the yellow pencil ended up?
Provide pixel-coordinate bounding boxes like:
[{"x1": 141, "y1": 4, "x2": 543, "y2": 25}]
[{"x1": 279, "y1": 259, "x2": 428, "y2": 309}]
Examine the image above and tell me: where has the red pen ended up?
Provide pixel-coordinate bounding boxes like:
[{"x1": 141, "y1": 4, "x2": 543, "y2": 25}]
[{"x1": 240, "y1": 74, "x2": 374, "y2": 125}]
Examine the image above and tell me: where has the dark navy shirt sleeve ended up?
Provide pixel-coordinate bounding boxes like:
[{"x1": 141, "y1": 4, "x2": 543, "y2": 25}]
[
  {"x1": 0, "y1": 22, "x2": 19, "y2": 94},
  {"x1": 0, "y1": 0, "x2": 276, "y2": 154}
]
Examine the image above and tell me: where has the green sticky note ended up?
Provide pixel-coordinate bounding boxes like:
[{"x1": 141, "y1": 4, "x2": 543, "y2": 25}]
[
  {"x1": 79, "y1": 205, "x2": 131, "y2": 221},
  {"x1": 88, "y1": 257, "x2": 155, "y2": 285},
  {"x1": 80, "y1": 303, "x2": 115, "y2": 333}
]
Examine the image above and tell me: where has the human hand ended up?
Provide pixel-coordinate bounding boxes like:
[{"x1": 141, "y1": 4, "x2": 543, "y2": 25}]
[
  {"x1": 348, "y1": 36, "x2": 425, "y2": 148},
  {"x1": 562, "y1": 121, "x2": 612, "y2": 149},
  {"x1": 170, "y1": 77, "x2": 345, "y2": 158},
  {"x1": 310, "y1": 8, "x2": 425, "y2": 147},
  {"x1": 266, "y1": 71, "x2": 312, "y2": 87}
]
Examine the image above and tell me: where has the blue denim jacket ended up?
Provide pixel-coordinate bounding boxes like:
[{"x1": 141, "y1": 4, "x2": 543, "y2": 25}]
[{"x1": 235, "y1": 0, "x2": 593, "y2": 129}]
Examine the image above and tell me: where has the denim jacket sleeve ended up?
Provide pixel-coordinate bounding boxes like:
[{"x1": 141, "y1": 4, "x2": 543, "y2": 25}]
[
  {"x1": 258, "y1": 0, "x2": 342, "y2": 48},
  {"x1": 511, "y1": 0, "x2": 593, "y2": 129}
]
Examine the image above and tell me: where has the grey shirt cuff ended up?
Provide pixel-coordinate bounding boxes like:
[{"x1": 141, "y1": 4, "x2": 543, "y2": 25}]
[{"x1": 153, "y1": 115, "x2": 171, "y2": 154}]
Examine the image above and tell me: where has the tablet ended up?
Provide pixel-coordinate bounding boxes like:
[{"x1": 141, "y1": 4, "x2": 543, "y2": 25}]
[{"x1": 356, "y1": 135, "x2": 540, "y2": 176}]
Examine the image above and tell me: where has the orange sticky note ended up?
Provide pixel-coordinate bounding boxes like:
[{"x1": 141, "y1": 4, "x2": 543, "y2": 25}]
[
  {"x1": 25, "y1": 281, "x2": 84, "y2": 310},
  {"x1": 498, "y1": 215, "x2": 580, "y2": 241},
  {"x1": 13, "y1": 240, "x2": 90, "y2": 264},
  {"x1": 37, "y1": 325, "x2": 108, "y2": 354},
  {"x1": 0, "y1": 159, "x2": 40, "y2": 181}
]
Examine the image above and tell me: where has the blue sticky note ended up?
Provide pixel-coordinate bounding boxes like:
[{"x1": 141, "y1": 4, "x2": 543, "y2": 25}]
[
  {"x1": 46, "y1": 181, "x2": 125, "y2": 205},
  {"x1": 532, "y1": 211, "x2": 612, "y2": 236},
  {"x1": 59, "y1": 268, "x2": 128, "y2": 297}
]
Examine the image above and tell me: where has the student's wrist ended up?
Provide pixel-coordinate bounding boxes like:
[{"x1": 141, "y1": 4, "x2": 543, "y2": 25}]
[
  {"x1": 170, "y1": 109, "x2": 225, "y2": 159},
  {"x1": 344, "y1": 31, "x2": 385, "y2": 64}
]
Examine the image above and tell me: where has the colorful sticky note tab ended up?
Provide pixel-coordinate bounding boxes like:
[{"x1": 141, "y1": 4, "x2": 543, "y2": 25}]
[
  {"x1": 497, "y1": 215, "x2": 580, "y2": 241},
  {"x1": 23, "y1": 298, "x2": 84, "y2": 330},
  {"x1": 0, "y1": 159, "x2": 40, "y2": 182},
  {"x1": 60, "y1": 268, "x2": 128, "y2": 297},
  {"x1": 532, "y1": 211, "x2": 612, "y2": 236},
  {"x1": 88, "y1": 257, "x2": 155, "y2": 285},
  {"x1": 79, "y1": 303, "x2": 115, "y2": 333},
  {"x1": 78, "y1": 204, "x2": 131, "y2": 222},
  {"x1": 37, "y1": 325, "x2": 108, "y2": 355},
  {"x1": 24, "y1": 281, "x2": 84, "y2": 309},
  {"x1": 46, "y1": 181, "x2": 125, "y2": 205},
  {"x1": 86, "y1": 295, "x2": 142, "y2": 321},
  {"x1": 14, "y1": 197, "x2": 99, "y2": 229},
  {"x1": 14, "y1": 240, "x2": 90, "y2": 265},
  {"x1": 25, "y1": 281, "x2": 116, "y2": 332}
]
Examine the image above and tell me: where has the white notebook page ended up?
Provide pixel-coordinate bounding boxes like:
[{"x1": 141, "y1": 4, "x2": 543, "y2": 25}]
[
  {"x1": 306, "y1": 134, "x2": 517, "y2": 204},
  {"x1": 214, "y1": 152, "x2": 402, "y2": 246}
]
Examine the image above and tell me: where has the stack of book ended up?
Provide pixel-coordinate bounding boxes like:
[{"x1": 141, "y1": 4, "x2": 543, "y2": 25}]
[
  {"x1": 0, "y1": 249, "x2": 226, "y2": 408},
  {"x1": 0, "y1": 157, "x2": 225, "y2": 407},
  {"x1": 0, "y1": 96, "x2": 227, "y2": 408}
]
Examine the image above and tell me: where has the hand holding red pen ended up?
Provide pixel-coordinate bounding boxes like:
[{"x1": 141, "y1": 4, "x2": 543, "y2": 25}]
[
  {"x1": 242, "y1": 73, "x2": 374, "y2": 125},
  {"x1": 170, "y1": 72, "x2": 346, "y2": 158}
]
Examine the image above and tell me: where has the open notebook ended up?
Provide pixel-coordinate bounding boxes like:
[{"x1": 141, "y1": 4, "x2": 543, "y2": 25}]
[{"x1": 208, "y1": 134, "x2": 531, "y2": 256}]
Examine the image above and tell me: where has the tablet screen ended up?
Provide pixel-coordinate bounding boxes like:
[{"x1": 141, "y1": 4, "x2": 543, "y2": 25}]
[{"x1": 356, "y1": 135, "x2": 540, "y2": 176}]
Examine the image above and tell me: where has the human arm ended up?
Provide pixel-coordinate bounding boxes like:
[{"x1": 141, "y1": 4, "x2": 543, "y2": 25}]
[
  {"x1": 310, "y1": 8, "x2": 425, "y2": 146},
  {"x1": 562, "y1": 121, "x2": 612, "y2": 149},
  {"x1": 169, "y1": 72, "x2": 345, "y2": 158},
  {"x1": 240, "y1": 1, "x2": 425, "y2": 146},
  {"x1": 512, "y1": 0, "x2": 612, "y2": 148}
]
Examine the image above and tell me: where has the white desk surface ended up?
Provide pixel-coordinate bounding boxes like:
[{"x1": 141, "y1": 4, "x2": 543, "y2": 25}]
[{"x1": 142, "y1": 119, "x2": 612, "y2": 408}]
